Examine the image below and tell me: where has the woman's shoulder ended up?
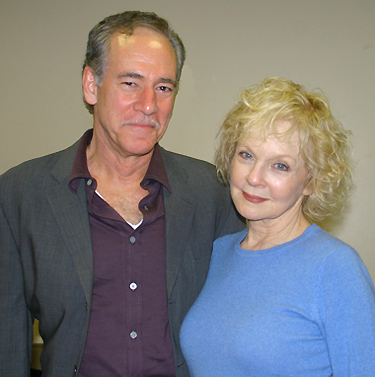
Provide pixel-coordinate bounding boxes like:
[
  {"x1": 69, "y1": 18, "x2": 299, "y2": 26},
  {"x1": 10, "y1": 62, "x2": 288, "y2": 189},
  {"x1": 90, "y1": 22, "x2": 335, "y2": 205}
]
[
  {"x1": 214, "y1": 229, "x2": 248, "y2": 250},
  {"x1": 299, "y1": 224, "x2": 356, "y2": 257},
  {"x1": 299, "y1": 225, "x2": 372, "y2": 285}
]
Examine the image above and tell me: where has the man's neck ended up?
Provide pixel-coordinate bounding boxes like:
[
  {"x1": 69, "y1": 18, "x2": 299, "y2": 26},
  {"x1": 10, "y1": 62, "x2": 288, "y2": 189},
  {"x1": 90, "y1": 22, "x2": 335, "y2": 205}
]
[
  {"x1": 86, "y1": 133, "x2": 153, "y2": 185},
  {"x1": 85, "y1": 135, "x2": 153, "y2": 224}
]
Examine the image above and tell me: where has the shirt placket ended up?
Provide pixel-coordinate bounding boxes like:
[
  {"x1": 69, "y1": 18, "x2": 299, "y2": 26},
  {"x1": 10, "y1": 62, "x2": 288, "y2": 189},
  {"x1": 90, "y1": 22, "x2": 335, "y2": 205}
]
[{"x1": 127, "y1": 226, "x2": 143, "y2": 376}]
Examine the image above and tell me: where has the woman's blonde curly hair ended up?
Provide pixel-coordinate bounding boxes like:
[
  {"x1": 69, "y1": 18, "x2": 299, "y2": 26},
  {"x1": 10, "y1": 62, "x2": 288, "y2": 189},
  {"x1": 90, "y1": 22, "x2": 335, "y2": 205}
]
[{"x1": 215, "y1": 77, "x2": 353, "y2": 222}]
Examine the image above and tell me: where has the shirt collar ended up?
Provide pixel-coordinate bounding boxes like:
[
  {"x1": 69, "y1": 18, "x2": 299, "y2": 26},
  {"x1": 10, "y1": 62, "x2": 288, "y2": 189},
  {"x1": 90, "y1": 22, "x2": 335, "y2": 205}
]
[
  {"x1": 143, "y1": 143, "x2": 171, "y2": 193},
  {"x1": 68, "y1": 129, "x2": 171, "y2": 194}
]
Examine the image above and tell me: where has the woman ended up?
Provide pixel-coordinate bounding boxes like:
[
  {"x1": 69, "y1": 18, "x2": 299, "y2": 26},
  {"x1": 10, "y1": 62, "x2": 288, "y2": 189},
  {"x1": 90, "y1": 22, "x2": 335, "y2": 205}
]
[{"x1": 180, "y1": 77, "x2": 375, "y2": 376}]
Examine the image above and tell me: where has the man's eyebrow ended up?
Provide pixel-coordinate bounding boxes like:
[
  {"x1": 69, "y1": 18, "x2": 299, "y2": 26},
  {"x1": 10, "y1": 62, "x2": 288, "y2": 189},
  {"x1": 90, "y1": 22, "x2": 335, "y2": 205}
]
[
  {"x1": 117, "y1": 72, "x2": 143, "y2": 80},
  {"x1": 117, "y1": 72, "x2": 176, "y2": 87},
  {"x1": 159, "y1": 77, "x2": 176, "y2": 87}
]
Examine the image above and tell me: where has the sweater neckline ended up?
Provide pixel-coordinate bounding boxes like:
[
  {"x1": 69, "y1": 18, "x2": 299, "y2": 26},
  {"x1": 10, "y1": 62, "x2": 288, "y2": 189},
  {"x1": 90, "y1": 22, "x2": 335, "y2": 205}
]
[{"x1": 236, "y1": 224, "x2": 318, "y2": 256}]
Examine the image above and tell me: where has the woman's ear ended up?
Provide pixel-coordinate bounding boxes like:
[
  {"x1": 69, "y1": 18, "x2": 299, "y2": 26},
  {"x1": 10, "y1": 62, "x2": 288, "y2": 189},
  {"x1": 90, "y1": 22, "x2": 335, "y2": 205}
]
[{"x1": 303, "y1": 181, "x2": 313, "y2": 196}]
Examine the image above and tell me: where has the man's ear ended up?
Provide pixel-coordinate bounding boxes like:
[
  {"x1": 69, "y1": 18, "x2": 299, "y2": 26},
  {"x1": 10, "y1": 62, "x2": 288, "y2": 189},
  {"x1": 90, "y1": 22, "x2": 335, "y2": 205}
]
[{"x1": 82, "y1": 66, "x2": 98, "y2": 106}]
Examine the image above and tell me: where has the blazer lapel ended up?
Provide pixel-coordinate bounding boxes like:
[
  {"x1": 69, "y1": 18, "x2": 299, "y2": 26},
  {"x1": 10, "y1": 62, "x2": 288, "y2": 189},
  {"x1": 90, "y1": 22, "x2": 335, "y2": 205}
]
[
  {"x1": 46, "y1": 144, "x2": 94, "y2": 304},
  {"x1": 161, "y1": 149, "x2": 195, "y2": 297}
]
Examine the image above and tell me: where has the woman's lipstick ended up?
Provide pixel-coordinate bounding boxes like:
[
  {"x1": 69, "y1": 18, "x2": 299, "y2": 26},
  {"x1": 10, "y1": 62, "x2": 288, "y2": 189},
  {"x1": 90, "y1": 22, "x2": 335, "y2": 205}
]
[{"x1": 242, "y1": 191, "x2": 268, "y2": 203}]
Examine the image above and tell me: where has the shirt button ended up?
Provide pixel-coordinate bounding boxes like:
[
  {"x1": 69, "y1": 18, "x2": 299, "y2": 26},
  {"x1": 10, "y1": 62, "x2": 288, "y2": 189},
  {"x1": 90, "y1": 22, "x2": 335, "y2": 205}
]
[
  {"x1": 87, "y1": 179, "x2": 93, "y2": 186},
  {"x1": 129, "y1": 282, "x2": 137, "y2": 290},
  {"x1": 129, "y1": 236, "x2": 136, "y2": 244},
  {"x1": 130, "y1": 331, "x2": 138, "y2": 339}
]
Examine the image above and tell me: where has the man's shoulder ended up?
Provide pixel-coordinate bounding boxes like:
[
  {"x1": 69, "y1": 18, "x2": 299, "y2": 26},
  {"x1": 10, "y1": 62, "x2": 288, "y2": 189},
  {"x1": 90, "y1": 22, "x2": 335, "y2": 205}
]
[
  {"x1": 0, "y1": 139, "x2": 80, "y2": 188},
  {"x1": 160, "y1": 147, "x2": 217, "y2": 179}
]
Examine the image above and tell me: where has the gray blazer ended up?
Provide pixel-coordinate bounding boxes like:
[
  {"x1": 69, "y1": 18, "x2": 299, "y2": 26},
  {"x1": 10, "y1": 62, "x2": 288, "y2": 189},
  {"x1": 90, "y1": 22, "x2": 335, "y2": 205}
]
[{"x1": 0, "y1": 136, "x2": 244, "y2": 377}]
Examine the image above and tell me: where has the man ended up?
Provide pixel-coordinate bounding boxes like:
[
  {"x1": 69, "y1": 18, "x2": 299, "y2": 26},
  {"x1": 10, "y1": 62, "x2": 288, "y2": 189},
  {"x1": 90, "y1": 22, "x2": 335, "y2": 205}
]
[{"x1": 0, "y1": 11, "x2": 244, "y2": 377}]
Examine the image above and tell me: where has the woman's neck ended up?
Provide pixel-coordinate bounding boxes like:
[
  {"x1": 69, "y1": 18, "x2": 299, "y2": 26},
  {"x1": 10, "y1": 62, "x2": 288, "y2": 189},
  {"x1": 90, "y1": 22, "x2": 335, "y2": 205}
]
[{"x1": 241, "y1": 213, "x2": 311, "y2": 251}]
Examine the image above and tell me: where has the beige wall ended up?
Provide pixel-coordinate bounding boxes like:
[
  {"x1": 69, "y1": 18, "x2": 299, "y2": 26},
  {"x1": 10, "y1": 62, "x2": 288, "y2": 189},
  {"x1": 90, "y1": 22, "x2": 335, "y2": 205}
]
[{"x1": 1, "y1": 0, "x2": 374, "y2": 286}]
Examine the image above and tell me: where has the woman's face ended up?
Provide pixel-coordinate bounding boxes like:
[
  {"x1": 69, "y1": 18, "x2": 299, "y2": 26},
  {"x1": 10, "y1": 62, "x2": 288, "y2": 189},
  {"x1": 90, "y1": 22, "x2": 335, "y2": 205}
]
[{"x1": 230, "y1": 123, "x2": 311, "y2": 225}]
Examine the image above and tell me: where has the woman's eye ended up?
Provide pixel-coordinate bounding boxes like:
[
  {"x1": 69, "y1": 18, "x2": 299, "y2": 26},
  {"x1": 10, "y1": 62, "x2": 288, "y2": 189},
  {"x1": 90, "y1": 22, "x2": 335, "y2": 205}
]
[
  {"x1": 275, "y1": 163, "x2": 289, "y2": 171},
  {"x1": 239, "y1": 151, "x2": 252, "y2": 159}
]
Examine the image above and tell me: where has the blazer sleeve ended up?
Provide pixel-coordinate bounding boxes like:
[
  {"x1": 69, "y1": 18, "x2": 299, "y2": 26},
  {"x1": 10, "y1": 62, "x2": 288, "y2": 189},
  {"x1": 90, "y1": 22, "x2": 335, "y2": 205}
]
[
  {"x1": 0, "y1": 200, "x2": 34, "y2": 376},
  {"x1": 213, "y1": 183, "x2": 245, "y2": 241}
]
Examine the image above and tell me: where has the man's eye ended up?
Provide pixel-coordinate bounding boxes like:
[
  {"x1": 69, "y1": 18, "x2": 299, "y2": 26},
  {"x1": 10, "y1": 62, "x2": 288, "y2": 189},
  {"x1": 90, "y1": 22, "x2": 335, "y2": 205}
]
[
  {"x1": 158, "y1": 86, "x2": 173, "y2": 92},
  {"x1": 122, "y1": 82, "x2": 135, "y2": 86}
]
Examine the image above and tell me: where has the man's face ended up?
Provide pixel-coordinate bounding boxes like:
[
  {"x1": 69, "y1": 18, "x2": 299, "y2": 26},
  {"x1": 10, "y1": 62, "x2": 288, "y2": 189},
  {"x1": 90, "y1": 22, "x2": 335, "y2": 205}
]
[{"x1": 83, "y1": 27, "x2": 178, "y2": 159}]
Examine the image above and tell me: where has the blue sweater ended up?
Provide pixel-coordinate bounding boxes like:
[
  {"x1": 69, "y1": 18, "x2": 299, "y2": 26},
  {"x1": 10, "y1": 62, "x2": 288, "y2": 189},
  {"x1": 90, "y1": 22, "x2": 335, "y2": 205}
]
[{"x1": 180, "y1": 225, "x2": 375, "y2": 376}]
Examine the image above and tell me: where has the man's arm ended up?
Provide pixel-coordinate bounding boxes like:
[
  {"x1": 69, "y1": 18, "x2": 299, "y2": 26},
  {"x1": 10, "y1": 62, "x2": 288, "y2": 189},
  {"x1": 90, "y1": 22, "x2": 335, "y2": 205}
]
[
  {"x1": 0, "y1": 202, "x2": 34, "y2": 376},
  {"x1": 214, "y1": 182, "x2": 246, "y2": 240}
]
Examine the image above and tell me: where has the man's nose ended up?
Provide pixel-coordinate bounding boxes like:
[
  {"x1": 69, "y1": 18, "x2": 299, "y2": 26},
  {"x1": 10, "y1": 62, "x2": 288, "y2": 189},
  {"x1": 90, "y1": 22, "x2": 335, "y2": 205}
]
[{"x1": 133, "y1": 87, "x2": 158, "y2": 115}]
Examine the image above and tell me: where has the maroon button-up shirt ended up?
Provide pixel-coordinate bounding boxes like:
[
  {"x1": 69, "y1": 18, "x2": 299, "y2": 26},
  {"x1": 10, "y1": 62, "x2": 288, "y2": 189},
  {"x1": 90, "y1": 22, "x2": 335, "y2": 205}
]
[{"x1": 69, "y1": 130, "x2": 175, "y2": 377}]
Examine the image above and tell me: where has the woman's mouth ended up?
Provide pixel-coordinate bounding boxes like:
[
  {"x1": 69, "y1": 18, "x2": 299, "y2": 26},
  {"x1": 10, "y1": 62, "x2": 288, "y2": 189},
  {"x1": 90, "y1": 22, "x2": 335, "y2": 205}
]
[{"x1": 242, "y1": 191, "x2": 269, "y2": 203}]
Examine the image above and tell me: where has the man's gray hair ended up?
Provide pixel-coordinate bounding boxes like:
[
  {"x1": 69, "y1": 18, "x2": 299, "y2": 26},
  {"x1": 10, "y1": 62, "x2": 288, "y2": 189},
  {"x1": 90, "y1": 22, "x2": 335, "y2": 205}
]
[{"x1": 82, "y1": 11, "x2": 186, "y2": 114}]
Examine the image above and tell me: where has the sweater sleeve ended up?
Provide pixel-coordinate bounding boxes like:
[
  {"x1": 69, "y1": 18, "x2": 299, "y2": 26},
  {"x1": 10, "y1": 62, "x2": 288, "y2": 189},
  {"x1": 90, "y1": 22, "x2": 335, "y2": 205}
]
[{"x1": 318, "y1": 245, "x2": 375, "y2": 376}]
